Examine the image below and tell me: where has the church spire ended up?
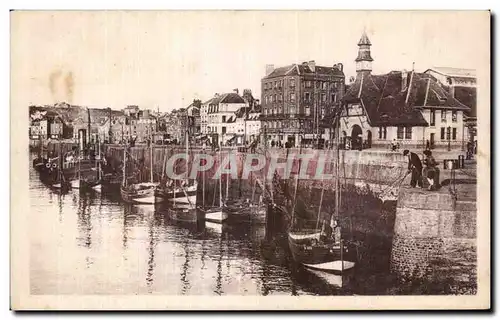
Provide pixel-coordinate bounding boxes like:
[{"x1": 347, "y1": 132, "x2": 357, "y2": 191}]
[{"x1": 356, "y1": 29, "x2": 373, "y2": 75}]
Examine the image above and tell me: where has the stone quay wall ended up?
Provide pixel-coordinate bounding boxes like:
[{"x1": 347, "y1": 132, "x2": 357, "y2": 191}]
[{"x1": 390, "y1": 186, "x2": 476, "y2": 280}]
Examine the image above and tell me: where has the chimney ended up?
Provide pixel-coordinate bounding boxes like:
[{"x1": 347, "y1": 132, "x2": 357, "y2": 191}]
[
  {"x1": 233, "y1": 88, "x2": 239, "y2": 95},
  {"x1": 265, "y1": 64, "x2": 275, "y2": 76},
  {"x1": 402, "y1": 69, "x2": 408, "y2": 91},
  {"x1": 308, "y1": 60, "x2": 316, "y2": 72}
]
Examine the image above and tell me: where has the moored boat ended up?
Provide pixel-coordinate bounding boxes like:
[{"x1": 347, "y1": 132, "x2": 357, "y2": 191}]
[{"x1": 287, "y1": 114, "x2": 356, "y2": 279}]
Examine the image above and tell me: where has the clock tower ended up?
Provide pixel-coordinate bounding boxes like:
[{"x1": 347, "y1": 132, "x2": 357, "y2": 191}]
[{"x1": 355, "y1": 30, "x2": 373, "y2": 76}]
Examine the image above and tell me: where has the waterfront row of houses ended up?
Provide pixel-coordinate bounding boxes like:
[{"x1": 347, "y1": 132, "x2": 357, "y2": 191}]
[{"x1": 29, "y1": 31, "x2": 478, "y2": 151}]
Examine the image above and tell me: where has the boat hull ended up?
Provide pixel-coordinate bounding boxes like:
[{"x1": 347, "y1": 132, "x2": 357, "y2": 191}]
[
  {"x1": 288, "y1": 230, "x2": 334, "y2": 265},
  {"x1": 204, "y1": 208, "x2": 228, "y2": 223},
  {"x1": 120, "y1": 184, "x2": 165, "y2": 204},
  {"x1": 169, "y1": 208, "x2": 200, "y2": 223}
]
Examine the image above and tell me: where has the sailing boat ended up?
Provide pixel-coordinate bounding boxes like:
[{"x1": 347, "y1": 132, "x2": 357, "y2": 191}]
[
  {"x1": 168, "y1": 146, "x2": 204, "y2": 223},
  {"x1": 50, "y1": 140, "x2": 70, "y2": 191},
  {"x1": 70, "y1": 150, "x2": 81, "y2": 189},
  {"x1": 203, "y1": 146, "x2": 228, "y2": 223},
  {"x1": 287, "y1": 114, "x2": 355, "y2": 276},
  {"x1": 120, "y1": 136, "x2": 165, "y2": 204},
  {"x1": 81, "y1": 138, "x2": 103, "y2": 192},
  {"x1": 165, "y1": 119, "x2": 198, "y2": 205}
]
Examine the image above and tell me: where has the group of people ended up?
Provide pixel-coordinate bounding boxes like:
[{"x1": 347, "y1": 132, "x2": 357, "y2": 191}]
[{"x1": 403, "y1": 149, "x2": 440, "y2": 191}]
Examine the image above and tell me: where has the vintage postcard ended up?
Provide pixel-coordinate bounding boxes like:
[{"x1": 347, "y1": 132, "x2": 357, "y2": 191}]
[{"x1": 10, "y1": 10, "x2": 490, "y2": 310}]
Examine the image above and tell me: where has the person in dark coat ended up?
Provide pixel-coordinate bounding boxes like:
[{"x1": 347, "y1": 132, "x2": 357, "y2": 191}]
[{"x1": 403, "y1": 149, "x2": 423, "y2": 188}]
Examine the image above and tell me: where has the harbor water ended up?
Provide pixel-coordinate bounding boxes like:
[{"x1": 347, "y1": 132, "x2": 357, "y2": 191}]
[{"x1": 29, "y1": 160, "x2": 476, "y2": 295}]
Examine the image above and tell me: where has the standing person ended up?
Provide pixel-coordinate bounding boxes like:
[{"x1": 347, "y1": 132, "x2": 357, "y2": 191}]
[
  {"x1": 391, "y1": 139, "x2": 399, "y2": 151},
  {"x1": 403, "y1": 149, "x2": 423, "y2": 188},
  {"x1": 426, "y1": 140, "x2": 430, "y2": 150},
  {"x1": 423, "y1": 150, "x2": 440, "y2": 191}
]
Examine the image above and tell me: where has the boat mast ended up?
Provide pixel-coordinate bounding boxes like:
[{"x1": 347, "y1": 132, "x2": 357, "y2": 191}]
[
  {"x1": 225, "y1": 149, "x2": 230, "y2": 201},
  {"x1": 185, "y1": 108, "x2": 190, "y2": 185},
  {"x1": 334, "y1": 110, "x2": 343, "y2": 272},
  {"x1": 202, "y1": 145, "x2": 205, "y2": 208},
  {"x1": 219, "y1": 146, "x2": 223, "y2": 207},
  {"x1": 150, "y1": 127, "x2": 154, "y2": 183},
  {"x1": 122, "y1": 144, "x2": 126, "y2": 187},
  {"x1": 97, "y1": 137, "x2": 101, "y2": 181},
  {"x1": 291, "y1": 133, "x2": 303, "y2": 229}
]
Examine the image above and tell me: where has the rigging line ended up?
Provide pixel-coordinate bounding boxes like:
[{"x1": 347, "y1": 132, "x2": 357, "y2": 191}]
[
  {"x1": 290, "y1": 137, "x2": 303, "y2": 227},
  {"x1": 315, "y1": 150, "x2": 327, "y2": 230}
]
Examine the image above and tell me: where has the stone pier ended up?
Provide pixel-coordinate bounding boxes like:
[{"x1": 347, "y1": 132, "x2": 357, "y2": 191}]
[{"x1": 390, "y1": 184, "x2": 476, "y2": 280}]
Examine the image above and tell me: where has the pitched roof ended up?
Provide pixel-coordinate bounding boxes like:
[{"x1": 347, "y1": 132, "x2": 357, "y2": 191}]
[
  {"x1": 343, "y1": 71, "x2": 472, "y2": 127},
  {"x1": 264, "y1": 65, "x2": 295, "y2": 79},
  {"x1": 453, "y1": 86, "x2": 477, "y2": 118},
  {"x1": 263, "y1": 63, "x2": 344, "y2": 79},
  {"x1": 426, "y1": 67, "x2": 476, "y2": 78},
  {"x1": 358, "y1": 30, "x2": 371, "y2": 46},
  {"x1": 234, "y1": 106, "x2": 252, "y2": 118},
  {"x1": 208, "y1": 92, "x2": 246, "y2": 105}
]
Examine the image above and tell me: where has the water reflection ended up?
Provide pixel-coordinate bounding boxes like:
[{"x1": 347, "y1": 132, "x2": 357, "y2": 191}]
[{"x1": 29, "y1": 165, "x2": 366, "y2": 296}]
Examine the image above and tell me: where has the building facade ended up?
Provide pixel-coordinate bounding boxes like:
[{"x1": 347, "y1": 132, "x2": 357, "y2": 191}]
[
  {"x1": 260, "y1": 60, "x2": 345, "y2": 147},
  {"x1": 205, "y1": 91, "x2": 248, "y2": 146},
  {"x1": 424, "y1": 67, "x2": 477, "y2": 144},
  {"x1": 340, "y1": 31, "x2": 471, "y2": 151}
]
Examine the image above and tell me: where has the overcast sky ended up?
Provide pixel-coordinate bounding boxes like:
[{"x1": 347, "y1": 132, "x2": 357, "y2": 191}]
[{"x1": 11, "y1": 11, "x2": 488, "y2": 111}]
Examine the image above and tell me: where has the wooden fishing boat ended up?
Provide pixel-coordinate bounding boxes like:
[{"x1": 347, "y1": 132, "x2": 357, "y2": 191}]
[
  {"x1": 203, "y1": 206, "x2": 228, "y2": 223},
  {"x1": 165, "y1": 182, "x2": 198, "y2": 205},
  {"x1": 120, "y1": 182, "x2": 164, "y2": 204},
  {"x1": 168, "y1": 207, "x2": 201, "y2": 223},
  {"x1": 287, "y1": 115, "x2": 356, "y2": 278},
  {"x1": 165, "y1": 122, "x2": 198, "y2": 206},
  {"x1": 120, "y1": 137, "x2": 166, "y2": 204}
]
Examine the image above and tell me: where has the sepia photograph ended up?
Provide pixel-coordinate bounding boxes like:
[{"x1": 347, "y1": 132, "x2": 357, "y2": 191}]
[{"x1": 10, "y1": 10, "x2": 490, "y2": 310}]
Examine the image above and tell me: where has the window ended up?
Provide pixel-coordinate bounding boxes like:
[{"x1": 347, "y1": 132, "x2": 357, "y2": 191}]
[
  {"x1": 404, "y1": 127, "x2": 412, "y2": 140},
  {"x1": 222, "y1": 127, "x2": 226, "y2": 134},
  {"x1": 305, "y1": 106, "x2": 311, "y2": 116},
  {"x1": 290, "y1": 106, "x2": 296, "y2": 114},
  {"x1": 378, "y1": 126, "x2": 387, "y2": 139},
  {"x1": 316, "y1": 81, "x2": 320, "y2": 88},
  {"x1": 446, "y1": 127, "x2": 451, "y2": 140},
  {"x1": 441, "y1": 110, "x2": 447, "y2": 122},
  {"x1": 440, "y1": 127, "x2": 445, "y2": 140},
  {"x1": 274, "y1": 94, "x2": 277, "y2": 103},
  {"x1": 331, "y1": 94, "x2": 336, "y2": 103},
  {"x1": 430, "y1": 110, "x2": 436, "y2": 126},
  {"x1": 305, "y1": 92, "x2": 311, "y2": 102},
  {"x1": 274, "y1": 81, "x2": 277, "y2": 88},
  {"x1": 290, "y1": 79, "x2": 295, "y2": 87},
  {"x1": 452, "y1": 128, "x2": 457, "y2": 140},
  {"x1": 290, "y1": 93, "x2": 296, "y2": 102},
  {"x1": 397, "y1": 126, "x2": 404, "y2": 139},
  {"x1": 269, "y1": 95, "x2": 273, "y2": 103},
  {"x1": 305, "y1": 80, "x2": 312, "y2": 88},
  {"x1": 222, "y1": 115, "x2": 226, "y2": 123},
  {"x1": 321, "y1": 93, "x2": 326, "y2": 102},
  {"x1": 279, "y1": 94, "x2": 283, "y2": 101},
  {"x1": 322, "y1": 82, "x2": 327, "y2": 90},
  {"x1": 452, "y1": 111, "x2": 457, "y2": 123}
]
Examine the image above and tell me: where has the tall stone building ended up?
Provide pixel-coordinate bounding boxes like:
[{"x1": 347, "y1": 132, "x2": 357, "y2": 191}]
[{"x1": 260, "y1": 60, "x2": 345, "y2": 147}]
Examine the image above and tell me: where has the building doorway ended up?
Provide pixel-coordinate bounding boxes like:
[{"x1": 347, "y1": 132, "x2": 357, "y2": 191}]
[
  {"x1": 351, "y1": 125, "x2": 363, "y2": 150},
  {"x1": 430, "y1": 133, "x2": 435, "y2": 149}
]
